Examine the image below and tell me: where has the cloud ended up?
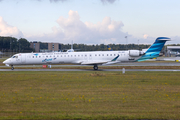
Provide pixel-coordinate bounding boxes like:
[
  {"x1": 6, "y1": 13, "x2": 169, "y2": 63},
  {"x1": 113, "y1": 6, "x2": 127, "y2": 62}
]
[
  {"x1": 101, "y1": 0, "x2": 116, "y2": 4},
  {"x1": 143, "y1": 34, "x2": 148, "y2": 39},
  {"x1": 27, "y1": 10, "x2": 131, "y2": 44},
  {"x1": 0, "y1": 16, "x2": 23, "y2": 37}
]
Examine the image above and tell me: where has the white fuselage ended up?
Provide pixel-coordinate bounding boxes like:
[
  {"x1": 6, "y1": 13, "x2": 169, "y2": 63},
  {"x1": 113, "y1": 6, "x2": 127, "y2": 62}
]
[{"x1": 4, "y1": 51, "x2": 141, "y2": 65}]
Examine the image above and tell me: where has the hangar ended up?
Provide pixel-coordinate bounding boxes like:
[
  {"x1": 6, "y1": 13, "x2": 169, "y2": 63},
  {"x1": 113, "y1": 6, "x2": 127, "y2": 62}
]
[{"x1": 167, "y1": 46, "x2": 180, "y2": 57}]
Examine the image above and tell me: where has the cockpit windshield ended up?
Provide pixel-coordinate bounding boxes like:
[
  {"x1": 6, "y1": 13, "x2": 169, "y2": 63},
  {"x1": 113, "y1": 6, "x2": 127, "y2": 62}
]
[{"x1": 11, "y1": 56, "x2": 18, "y2": 58}]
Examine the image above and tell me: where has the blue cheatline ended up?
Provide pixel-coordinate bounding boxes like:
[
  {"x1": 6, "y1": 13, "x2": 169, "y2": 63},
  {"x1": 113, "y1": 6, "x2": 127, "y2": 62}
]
[{"x1": 137, "y1": 37, "x2": 170, "y2": 62}]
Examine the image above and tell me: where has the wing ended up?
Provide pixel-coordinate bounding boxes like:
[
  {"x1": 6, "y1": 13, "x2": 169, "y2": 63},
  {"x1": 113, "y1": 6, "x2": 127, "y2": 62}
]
[
  {"x1": 81, "y1": 60, "x2": 108, "y2": 65},
  {"x1": 80, "y1": 55, "x2": 120, "y2": 65}
]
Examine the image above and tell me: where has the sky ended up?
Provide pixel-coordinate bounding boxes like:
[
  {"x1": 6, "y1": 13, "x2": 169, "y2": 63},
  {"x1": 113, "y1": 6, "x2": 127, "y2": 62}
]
[{"x1": 0, "y1": 0, "x2": 180, "y2": 45}]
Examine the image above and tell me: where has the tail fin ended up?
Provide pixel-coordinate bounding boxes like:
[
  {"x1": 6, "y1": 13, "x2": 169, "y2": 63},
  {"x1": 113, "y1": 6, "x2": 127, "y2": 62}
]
[
  {"x1": 107, "y1": 45, "x2": 113, "y2": 51},
  {"x1": 138, "y1": 37, "x2": 170, "y2": 61}
]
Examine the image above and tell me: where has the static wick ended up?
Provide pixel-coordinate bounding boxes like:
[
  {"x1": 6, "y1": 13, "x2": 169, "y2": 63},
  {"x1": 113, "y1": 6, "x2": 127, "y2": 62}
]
[{"x1": 122, "y1": 68, "x2": 125, "y2": 74}]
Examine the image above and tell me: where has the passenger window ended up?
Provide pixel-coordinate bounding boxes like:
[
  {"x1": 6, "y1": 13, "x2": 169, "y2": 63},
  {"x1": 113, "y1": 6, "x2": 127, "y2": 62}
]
[
  {"x1": 107, "y1": 54, "x2": 108, "y2": 56},
  {"x1": 99, "y1": 54, "x2": 100, "y2": 56},
  {"x1": 102, "y1": 54, "x2": 104, "y2": 56},
  {"x1": 95, "y1": 54, "x2": 97, "y2": 56}
]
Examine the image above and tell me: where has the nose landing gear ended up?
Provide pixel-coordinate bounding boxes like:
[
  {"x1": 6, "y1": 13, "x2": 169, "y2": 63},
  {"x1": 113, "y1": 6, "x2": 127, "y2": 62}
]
[
  {"x1": 93, "y1": 65, "x2": 98, "y2": 70},
  {"x1": 11, "y1": 65, "x2": 14, "y2": 70}
]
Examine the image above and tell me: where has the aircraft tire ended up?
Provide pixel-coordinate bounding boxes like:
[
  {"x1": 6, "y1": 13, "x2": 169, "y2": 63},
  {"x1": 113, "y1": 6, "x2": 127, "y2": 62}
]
[
  {"x1": 11, "y1": 66, "x2": 14, "y2": 70},
  {"x1": 93, "y1": 65, "x2": 98, "y2": 70}
]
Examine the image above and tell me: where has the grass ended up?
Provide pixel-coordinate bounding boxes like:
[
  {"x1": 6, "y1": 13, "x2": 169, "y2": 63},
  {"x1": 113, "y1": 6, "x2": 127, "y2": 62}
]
[{"x1": 0, "y1": 71, "x2": 180, "y2": 119}]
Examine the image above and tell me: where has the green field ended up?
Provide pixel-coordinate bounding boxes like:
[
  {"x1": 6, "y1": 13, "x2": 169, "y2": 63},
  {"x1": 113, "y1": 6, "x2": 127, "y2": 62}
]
[{"x1": 0, "y1": 71, "x2": 180, "y2": 119}]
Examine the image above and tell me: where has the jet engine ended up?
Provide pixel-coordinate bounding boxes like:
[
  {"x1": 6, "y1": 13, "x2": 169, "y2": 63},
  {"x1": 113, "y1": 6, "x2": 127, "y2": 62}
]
[{"x1": 129, "y1": 50, "x2": 145, "y2": 57}]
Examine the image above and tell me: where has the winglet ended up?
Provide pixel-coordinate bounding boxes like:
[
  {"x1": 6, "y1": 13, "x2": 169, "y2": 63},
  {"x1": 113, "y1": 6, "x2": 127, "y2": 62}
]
[{"x1": 111, "y1": 55, "x2": 119, "y2": 61}]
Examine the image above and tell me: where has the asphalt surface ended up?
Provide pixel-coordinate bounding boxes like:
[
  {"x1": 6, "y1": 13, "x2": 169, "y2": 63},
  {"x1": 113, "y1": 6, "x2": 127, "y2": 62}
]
[
  {"x1": 1, "y1": 69, "x2": 180, "y2": 72},
  {"x1": 0, "y1": 62, "x2": 180, "y2": 68}
]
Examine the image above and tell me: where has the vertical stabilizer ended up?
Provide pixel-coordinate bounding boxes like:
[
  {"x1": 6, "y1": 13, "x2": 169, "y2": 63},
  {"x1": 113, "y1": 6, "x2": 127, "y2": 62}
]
[
  {"x1": 138, "y1": 37, "x2": 170, "y2": 61},
  {"x1": 107, "y1": 45, "x2": 113, "y2": 51}
]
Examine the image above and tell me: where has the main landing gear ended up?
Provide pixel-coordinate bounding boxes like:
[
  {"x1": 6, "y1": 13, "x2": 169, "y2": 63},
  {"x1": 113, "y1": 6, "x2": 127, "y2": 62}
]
[
  {"x1": 11, "y1": 65, "x2": 14, "y2": 70},
  {"x1": 93, "y1": 65, "x2": 98, "y2": 70}
]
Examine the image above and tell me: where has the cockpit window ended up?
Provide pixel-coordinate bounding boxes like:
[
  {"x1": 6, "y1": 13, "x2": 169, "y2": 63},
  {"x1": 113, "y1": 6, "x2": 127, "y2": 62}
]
[{"x1": 11, "y1": 56, "x2": 18, "y2": 58}]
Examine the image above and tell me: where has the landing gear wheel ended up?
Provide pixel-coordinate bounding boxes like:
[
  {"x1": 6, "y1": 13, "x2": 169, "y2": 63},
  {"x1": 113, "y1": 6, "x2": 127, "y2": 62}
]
[
  {"x1": 11, "y1": 66, "x2": 14, "y2": 70},
  {"x1": 93, "y1": 65, "x2": 98, "y2": 70}
]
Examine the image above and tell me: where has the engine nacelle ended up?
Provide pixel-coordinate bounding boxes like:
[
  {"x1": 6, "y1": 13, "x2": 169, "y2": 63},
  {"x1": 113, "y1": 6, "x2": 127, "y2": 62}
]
[{"x1": 129, "y1": 50, "x2": 145, "y2": 57}]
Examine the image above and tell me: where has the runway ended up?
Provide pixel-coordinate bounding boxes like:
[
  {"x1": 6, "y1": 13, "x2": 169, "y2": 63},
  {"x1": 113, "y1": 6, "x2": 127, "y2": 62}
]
[
  {"x1": 0, "y1": 62, "x2": 180, "y2": 68},
  {"x1": 1, "y1": 69, "x2": 180, "y2": 72}
]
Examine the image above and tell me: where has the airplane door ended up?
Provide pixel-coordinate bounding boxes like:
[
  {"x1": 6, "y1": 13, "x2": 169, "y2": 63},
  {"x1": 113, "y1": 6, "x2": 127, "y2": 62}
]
[{"x1": 21, "y1": 54, "x2": 26, "y2": 63}]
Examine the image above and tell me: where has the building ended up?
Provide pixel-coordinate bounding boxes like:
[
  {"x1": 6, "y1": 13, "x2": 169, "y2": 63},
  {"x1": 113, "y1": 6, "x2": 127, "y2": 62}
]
[
  {"x1": 167, "y1": 46, "x2": 180, "y2": 57},
  {"x1": 30, "y1": 42, "x2": 61, "y2": 52},
  {"x1": 30, "y1": 42, "x2": 40, "y2": 52},
  {"x1": 48, "y1": 43, "x2": 59, "y2": 52}
]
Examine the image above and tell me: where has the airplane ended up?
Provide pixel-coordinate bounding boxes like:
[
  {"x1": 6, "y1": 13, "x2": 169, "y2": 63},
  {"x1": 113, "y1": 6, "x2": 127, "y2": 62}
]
[
  {"x1": 3, "y1": 37, "x2": 170, "y2": 70},
  {"x1": 62, "y1": 41, "x2": 80, "y2": 52}
]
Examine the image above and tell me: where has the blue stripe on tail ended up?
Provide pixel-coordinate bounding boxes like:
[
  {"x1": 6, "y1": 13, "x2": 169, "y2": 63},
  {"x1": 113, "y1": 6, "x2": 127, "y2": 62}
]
[{"x1": 138, "y1": 37, "x2": 170, "y2": 61}]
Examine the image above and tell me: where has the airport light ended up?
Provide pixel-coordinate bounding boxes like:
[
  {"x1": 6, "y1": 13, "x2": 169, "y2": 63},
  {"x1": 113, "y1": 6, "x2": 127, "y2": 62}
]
[{"x1": 125, "y1": 36, "x2": 128, "y2": 50}]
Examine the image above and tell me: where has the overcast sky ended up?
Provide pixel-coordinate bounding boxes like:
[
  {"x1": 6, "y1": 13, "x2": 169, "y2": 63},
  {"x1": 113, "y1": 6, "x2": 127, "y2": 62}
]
[{"x1": 0, "y1": 0, "x2": 180, "y2": 44}]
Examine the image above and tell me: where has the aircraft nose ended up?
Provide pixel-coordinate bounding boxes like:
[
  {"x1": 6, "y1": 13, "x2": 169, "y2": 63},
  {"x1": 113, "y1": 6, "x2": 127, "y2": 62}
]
[
  {"x1": 3, "y1": 60, "x2": 7, "y2": 64},
  {"x1": 3, "y1": 59, "x2": 10, "y2": 64}
]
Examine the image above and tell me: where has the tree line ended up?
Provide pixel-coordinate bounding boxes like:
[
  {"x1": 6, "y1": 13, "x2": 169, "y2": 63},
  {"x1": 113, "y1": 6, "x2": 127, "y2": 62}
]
[
  {"x1": 1, "y1": 36, "x2": 179, "y2": 52},
  {"x1": 0, "y1": 36, "x2": 33, "y2": 52}
]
